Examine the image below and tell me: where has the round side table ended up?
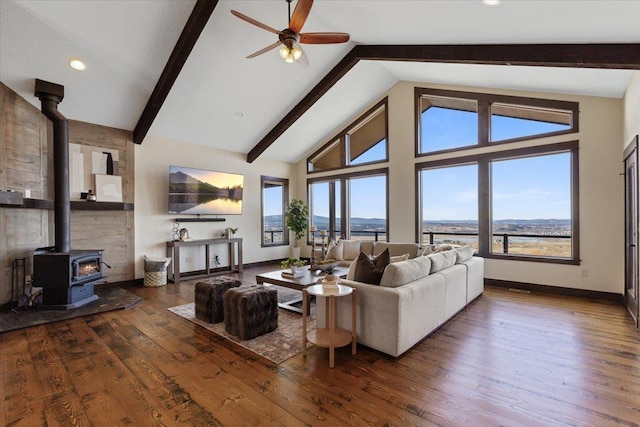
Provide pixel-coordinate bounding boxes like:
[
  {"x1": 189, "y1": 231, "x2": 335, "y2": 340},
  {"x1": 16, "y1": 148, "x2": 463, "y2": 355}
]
[{"x1": 302, "y1": 283, "x2": 356, "y2": 368}]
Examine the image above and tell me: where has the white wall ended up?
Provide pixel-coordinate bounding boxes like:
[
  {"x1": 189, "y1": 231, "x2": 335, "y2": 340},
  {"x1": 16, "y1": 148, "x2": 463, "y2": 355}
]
[
  {"x1": 623, "y1": 71, "x2": 640, "y2": 148},
  {"x1": 134, "y1": 135, "x2": 295, "y2": 279},
  {"x1": 297, "y1": 81, "x2": 626, "y2": 294}
]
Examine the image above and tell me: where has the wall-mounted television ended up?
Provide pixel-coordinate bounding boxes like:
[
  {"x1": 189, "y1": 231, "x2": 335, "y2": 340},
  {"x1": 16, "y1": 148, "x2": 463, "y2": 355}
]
[{"x1": 168, "y1": 165, "x2": 244, "y2": 215}]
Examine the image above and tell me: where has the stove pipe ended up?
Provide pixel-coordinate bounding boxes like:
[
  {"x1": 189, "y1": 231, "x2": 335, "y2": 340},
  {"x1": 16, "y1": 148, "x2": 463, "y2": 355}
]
[{"x1": 35, "y1": 79, "x2": 70, "y2": 253}]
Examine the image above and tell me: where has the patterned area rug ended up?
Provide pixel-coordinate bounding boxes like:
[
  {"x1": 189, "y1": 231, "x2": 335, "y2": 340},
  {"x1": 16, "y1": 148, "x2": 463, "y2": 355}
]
[{"x1": 168, "y1": 302, "x2": 315, "y2": 364}]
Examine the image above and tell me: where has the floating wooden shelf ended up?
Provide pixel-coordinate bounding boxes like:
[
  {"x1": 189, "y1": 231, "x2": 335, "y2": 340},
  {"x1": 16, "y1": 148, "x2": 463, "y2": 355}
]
[
  {"x1": 4, "y1": 198, "x2": 134, "y2": 211},
  {"x1": 173, "y1": 217, "x2": 226, "y2": 222}
]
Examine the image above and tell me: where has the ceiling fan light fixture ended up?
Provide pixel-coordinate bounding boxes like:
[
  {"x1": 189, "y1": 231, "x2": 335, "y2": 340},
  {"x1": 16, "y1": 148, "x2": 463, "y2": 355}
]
[
  {"x1": 69, "y1": 59, "x2": 86, "y2": 71},
  {"x1": 292, "y1": 47, "x2": 302, "y2": 60},
  {"x1": 285, "y1": 52, "x2": 295, "y2": 63}
]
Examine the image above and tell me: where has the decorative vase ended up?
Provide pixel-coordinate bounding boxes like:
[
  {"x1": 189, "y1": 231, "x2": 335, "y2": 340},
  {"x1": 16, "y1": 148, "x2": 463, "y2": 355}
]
[{"x1": 291, "y1": 246, "x2": 301, "y2": 259}]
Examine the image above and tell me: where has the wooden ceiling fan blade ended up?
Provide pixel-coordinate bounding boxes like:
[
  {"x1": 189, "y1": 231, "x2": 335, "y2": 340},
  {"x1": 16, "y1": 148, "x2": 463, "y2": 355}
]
[
  {"x1": 299, "y1": 32, "x2": 350, "y2": 44},
  {"x1": 246, "y1": 41, "x2": 282, "y2": 59},
  {"x1": 289, "y1": 0, "x2": 313, "y2": 33},
  {"x1": 294, "y1": 42, "x2": 310, "y2": 68},
  {"x1": 231, "y1": 10, "x2": 280, "y2": 34}
]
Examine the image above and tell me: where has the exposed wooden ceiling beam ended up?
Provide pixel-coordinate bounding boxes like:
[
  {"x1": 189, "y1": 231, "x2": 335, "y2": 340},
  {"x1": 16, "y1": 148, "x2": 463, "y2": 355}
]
[
  {"x1": 247, "y1": 48, "x2": 360, "y2": 163},
  {"x1": 133, "y1": 0, "x2": 218, "y2": 144},
  {"x1": 247, "y1": 43, "x2": 640, "y2": 163}
]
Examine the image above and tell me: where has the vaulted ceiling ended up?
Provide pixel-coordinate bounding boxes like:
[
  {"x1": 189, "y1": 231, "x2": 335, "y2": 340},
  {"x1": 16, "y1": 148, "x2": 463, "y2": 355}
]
[{"x1": 1, "y1": 0, "x2": 639, "y2": 164}]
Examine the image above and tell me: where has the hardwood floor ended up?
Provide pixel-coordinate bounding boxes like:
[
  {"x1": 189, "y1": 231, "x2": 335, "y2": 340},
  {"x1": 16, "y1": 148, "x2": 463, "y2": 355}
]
[{"x1": 2, "y1": 265, "x2": 639, "y2": 426}]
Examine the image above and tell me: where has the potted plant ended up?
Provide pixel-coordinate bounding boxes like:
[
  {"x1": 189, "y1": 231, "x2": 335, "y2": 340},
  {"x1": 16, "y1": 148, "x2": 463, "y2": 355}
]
[
  {"x1": 285, "y1": 198, "x2": 309, "y2": 258},
  {"x1": 281, "y1": 257, "x2": 306, "y2": 275}
]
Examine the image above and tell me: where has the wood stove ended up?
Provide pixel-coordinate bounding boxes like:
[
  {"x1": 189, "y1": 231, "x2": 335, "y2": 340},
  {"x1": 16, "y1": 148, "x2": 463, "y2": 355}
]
[
  {"x1": 32, "y1": 79, "x2": 103, "y2": 309},
  {"x1": 33, "y1": 247, "x2": 102, "y2": 308}
]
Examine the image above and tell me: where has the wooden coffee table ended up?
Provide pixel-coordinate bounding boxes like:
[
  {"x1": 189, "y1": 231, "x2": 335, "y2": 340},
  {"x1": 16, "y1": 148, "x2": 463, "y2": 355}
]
[{"x1": 256, "y1": 266, "x2": 348, "y2": 314}]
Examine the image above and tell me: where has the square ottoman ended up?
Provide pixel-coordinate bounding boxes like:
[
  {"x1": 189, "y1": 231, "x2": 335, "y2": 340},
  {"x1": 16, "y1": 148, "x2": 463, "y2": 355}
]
[
  {"x1": 223, "y1": 285, "x2": 278, "y2": 340},
  {"x1": 194, "y1": 276, "x2": 242, "y2": 323}
]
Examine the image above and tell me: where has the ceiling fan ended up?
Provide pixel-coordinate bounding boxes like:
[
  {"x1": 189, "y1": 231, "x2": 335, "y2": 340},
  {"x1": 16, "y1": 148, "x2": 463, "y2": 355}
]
[{"x1": 231, "y1": 0, "x2": 350, "y2": 67}]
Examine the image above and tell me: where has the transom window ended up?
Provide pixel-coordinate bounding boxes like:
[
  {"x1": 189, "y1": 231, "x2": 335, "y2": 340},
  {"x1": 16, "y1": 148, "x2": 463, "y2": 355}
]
[
  {"x1": 416, "y1": 88, "x2": 578, "y2": 155},
  {"x1": 308, "y1": 99, "x2": 388, "y2": 173}
]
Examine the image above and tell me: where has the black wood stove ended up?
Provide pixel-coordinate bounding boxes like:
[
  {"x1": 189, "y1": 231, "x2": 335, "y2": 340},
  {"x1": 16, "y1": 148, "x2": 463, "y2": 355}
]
[
  {"x1": 33, "y1": 247, "x2": 102, "y2": 308},
  {"x1": 31, "y1": 79, "x2": 103, "y2": 309}
]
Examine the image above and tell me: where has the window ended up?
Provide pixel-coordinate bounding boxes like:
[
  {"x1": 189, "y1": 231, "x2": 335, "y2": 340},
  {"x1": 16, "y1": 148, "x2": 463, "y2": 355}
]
[
  {"x1": 308, "y1": 168, "x2": 388, "y2": 243},
  {"x1": 491, "y1": 103, "x2": 572, "y2": 142},
  {"x1": 309, "y1": 180, "x2": 341, "y2": 242},
  {"x1": 419, "y1": 164, "x2": 479, "y2": 250},
  {"x1": 419, "y1": 96, "x2": 478, "y2": 153},
  {"x1": 416, "y1": 88, "x2": 578, "y2": 155},
  {"x1": 261, "y1": 176, "x2": 289, "y2": 247},
  {"x1": 416, "y1": 142, "x2": 579, "y2": 264},
  {"x1": 349, "y1": 174, "x2": 387, "y2": 242},
  {"x1": 491, "y1": 153, "x2": 572, "y2": 257},
  {"x1": 308, "y1": 99, "x2": 388, "y2": 172}
]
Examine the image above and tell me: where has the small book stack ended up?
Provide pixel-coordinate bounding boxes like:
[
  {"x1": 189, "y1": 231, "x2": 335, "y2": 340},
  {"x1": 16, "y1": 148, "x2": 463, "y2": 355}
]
[{"x1": 282, "y1": 270, "x2": 304, "y2": 278}]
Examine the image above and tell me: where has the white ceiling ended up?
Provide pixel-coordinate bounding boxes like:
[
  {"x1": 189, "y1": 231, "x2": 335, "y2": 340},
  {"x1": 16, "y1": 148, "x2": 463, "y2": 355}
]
[{"x1": 1, "y1": 0, "x2": 638, "y2": 163}]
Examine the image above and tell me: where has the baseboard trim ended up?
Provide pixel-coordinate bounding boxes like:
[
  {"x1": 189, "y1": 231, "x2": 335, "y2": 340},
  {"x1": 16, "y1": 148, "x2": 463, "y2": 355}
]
[{"x1": 485, "y1": 278, "x2": 624, "y2": 304}]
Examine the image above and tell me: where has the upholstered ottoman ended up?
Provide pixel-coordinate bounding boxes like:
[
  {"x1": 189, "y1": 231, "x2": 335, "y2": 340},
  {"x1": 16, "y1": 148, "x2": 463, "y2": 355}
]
[
  {"x1": 194, "y1": 276, "x2": 242, "y2": 323},
  {"x1": 223, "y1": 285, "x2": 278, "y2": 340}
]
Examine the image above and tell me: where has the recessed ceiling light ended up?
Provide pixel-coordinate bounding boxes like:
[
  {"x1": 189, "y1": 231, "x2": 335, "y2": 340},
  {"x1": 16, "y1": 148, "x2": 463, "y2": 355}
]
[
  {"x1": 233, "y1": 112, "x2": 244, "y2": 119},
  {"x1": 69, "y1": 59, "x2": 86, "y2": 71},
  {"x1": 483, "y1": 0, "x2": 501, "y2": 5}
]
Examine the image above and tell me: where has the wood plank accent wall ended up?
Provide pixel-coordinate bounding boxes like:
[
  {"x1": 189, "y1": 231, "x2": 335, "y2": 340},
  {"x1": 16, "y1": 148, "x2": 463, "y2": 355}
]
[{"x1": 0, "y1": 83, "x2": 135, "y2": 305}]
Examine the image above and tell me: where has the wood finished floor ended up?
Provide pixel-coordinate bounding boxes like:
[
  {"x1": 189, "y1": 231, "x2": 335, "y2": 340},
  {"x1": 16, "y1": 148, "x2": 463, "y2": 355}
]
[{"x1": 2, "y1": 264, "x2": 639, "y2": 426}]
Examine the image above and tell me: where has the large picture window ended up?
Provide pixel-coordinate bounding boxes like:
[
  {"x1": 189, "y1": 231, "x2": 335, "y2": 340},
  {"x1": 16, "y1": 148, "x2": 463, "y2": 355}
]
[
  {"x1": 308, "y1": 169, "x2": 388, "y2": 243},
  {"x1": 261, "y1": 176, "x2": 289, "y2": 247},
  {"x1": 417, "y1": 142, "x2": 579, "y2": 264}
]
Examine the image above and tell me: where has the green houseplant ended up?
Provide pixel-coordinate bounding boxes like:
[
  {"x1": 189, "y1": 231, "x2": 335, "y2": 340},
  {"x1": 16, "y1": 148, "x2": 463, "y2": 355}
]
[
  {"x1": 281, "y1": 257, "x2": 306, "y2": 275},
  {"x1": 284, "y1": 199, "x2": 309, "y2": 257}
]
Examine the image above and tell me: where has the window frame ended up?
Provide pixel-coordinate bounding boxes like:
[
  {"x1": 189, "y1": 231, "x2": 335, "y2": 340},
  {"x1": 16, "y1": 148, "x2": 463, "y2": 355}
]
[
  {"x1": 308, "y1": 167, "x2": 389, "y2": 242},
  {"x1": 260, "y1": 175, "x2": 290, "y2": 247},
  {"x1": 415, "y1": 141, "x2": 580, "y2": 265},
  {"x1": 308, "y1": 98, "x2": 389, "y2": 173},
  {"x1": 415, "y1": 88, "x2": 579, "y2": 157}
]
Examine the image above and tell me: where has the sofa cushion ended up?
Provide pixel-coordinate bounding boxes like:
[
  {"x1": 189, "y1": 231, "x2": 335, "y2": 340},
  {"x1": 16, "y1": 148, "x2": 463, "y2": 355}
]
[
  {"x1": 421, "y1": 244, "x2": 460, "y2": 256},
  {"x1": 353, "y1": 249, "x2": 390, "y2": 285},
  {"x1": 326, "y1": 240, "x2": 344, "y2": 260},
  {"x1": 342, "y1": 240, "x2": 362, "y2": 260},
  {"x1": 373, "y1": 242, "x2": 421, "y2": 259},
  {"x1": 426, "y1": 251, "x2": 457, "y2": 273},
  {"x1": 391, "y1": 253, "x2": 410, "y2": 263},
  {"x1": 379, "y1": 256, "x2": 432, "y2": 288},
  {"x1": 454, "y1": 246, "x2": 475, "y2": 263}
]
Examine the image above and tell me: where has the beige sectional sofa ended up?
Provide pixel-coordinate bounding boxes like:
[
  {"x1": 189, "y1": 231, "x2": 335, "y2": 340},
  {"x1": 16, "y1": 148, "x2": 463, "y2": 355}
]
[{"x1": 317, "y1": 242, "x2": 484, "y2": 358}]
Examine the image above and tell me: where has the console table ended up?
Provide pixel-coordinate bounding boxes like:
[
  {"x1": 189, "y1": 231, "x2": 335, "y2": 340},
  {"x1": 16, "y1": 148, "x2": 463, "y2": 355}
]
[{"x1": 166, "y1": 238, "x2": 243, "y2": 284}]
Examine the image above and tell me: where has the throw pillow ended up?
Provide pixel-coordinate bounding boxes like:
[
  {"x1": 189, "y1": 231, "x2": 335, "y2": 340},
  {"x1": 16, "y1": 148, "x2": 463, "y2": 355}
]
[
  {"x1": 326, "y1": 239, "x2": 344, "y2": 260},
  {"x1": 342, "y1": 240, "x2": 362, "y2": 260},
  {"x1": 390, "y1": 253, "x2": 410, "y2": 263},
  {"x1": 144, "y1": 255, "x2": 171, "y2": 272},
  {"x1": 454, "y1": 246, "x2": 475, "y2": 263},
  {"x1": 353, "y1": 249, "x2": 391, "y2": 286}
]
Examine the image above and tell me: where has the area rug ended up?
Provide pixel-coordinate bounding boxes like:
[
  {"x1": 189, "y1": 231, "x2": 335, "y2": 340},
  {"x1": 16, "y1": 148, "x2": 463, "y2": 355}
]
[
  {"x1": 0, "y1": 287, "x2": 142, "y2": 333},
  {"x1": 168, "y1": 303, "x2": 315, "y2": 364}
]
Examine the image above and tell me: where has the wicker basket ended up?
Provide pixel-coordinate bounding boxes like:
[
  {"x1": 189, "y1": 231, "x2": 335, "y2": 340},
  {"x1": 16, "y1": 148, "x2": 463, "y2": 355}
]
[{"x1": 144, "y1": 271, "x2": 167, "y2": 287}]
